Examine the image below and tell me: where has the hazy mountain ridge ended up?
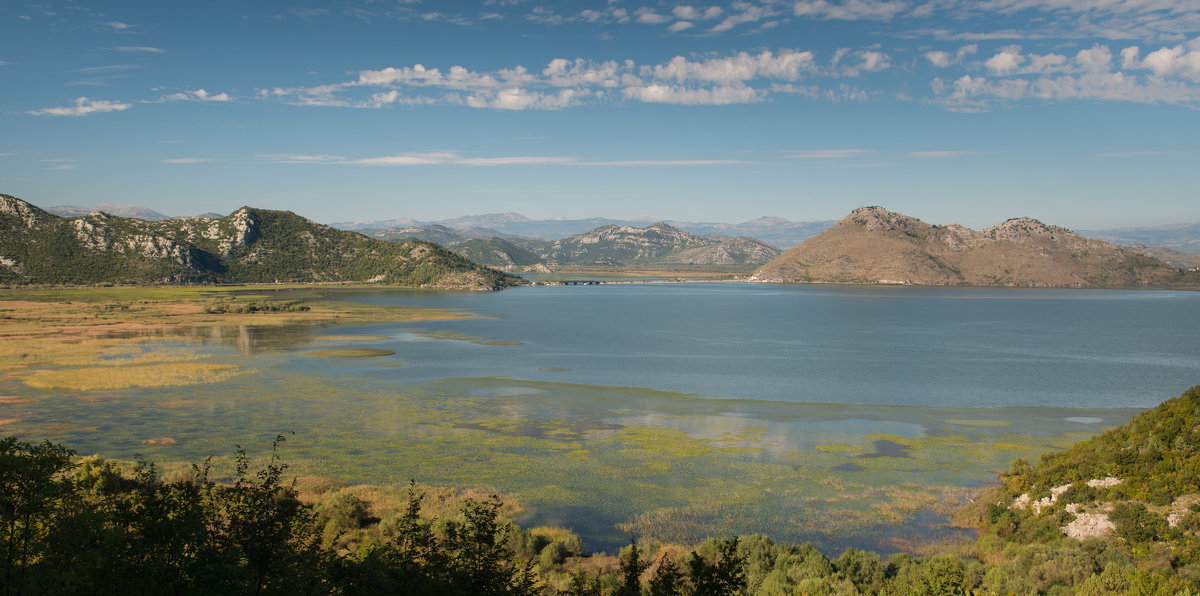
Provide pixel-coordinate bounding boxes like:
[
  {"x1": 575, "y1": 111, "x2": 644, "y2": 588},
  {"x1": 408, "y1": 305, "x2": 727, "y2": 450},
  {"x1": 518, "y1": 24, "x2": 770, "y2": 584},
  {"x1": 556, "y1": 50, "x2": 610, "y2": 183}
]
[
  {"x1": 336, "y1": 212, "x2": 835, "y2": 248},
  {"x1": 364, "y1": 221, "x2": 781, "y2": 269},
  {"x1": 46, "y1": 203, "x2": 172, "y2": 221},
  {"x1": 1079, "y1": 222, "x2": 1200, "y2": 253},
  {"x1": 0, "y1": 194, "x2": 519, "y2": 290},
  {"x1": 541, "y1": 222, "x2": 782, "y2": 267},
  {"x1": 752, "y1": 206, "x2": 1189, "y2": 287},
  {"x1": 1126, "y1": 245, "x2": 1200, "y2": 269}
]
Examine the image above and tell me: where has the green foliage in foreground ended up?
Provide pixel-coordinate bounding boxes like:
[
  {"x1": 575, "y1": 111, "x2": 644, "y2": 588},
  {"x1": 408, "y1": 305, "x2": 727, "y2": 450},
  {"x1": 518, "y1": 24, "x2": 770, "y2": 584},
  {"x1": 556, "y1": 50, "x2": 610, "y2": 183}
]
[
  {"x1": 5, "y1": 432, "x2": 1200, "y2": 595},
  {"x1": 978, "y1": 386, "x2": 1200, "y2": 561}
]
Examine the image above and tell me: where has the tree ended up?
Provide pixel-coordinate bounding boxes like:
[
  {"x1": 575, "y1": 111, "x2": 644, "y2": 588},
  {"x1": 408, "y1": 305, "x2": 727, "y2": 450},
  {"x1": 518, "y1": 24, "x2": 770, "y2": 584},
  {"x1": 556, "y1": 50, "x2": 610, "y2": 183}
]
[
  {"x1": 0, "y1": 437, "x2": 75, "y2": 596},
  {"x1": 618, "y1": 539, "x2": 649, "y2": 596}
]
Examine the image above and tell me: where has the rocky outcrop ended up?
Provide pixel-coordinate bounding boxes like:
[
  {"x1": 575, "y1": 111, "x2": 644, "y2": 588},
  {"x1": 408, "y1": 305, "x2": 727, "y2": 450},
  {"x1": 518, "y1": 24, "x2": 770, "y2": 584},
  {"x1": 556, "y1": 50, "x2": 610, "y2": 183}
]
[{"x1": 752, "y1": 206, "x2": 1187, "y2": 287}]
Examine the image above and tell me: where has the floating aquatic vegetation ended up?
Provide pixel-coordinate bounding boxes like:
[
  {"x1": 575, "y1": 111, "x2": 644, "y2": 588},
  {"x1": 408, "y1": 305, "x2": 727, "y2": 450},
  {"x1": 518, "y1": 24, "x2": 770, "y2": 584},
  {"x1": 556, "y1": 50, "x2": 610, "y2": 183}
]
[{"x1": 23, "y1": 361, "x2": 244, "y2": 391}]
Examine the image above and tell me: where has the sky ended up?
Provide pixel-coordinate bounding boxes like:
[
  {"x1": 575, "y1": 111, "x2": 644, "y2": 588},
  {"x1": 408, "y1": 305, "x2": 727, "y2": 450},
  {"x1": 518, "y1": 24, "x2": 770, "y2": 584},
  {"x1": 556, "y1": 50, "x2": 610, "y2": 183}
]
[{"x1": 2, "y1": 0, "x2": 1199, "y2": 230}]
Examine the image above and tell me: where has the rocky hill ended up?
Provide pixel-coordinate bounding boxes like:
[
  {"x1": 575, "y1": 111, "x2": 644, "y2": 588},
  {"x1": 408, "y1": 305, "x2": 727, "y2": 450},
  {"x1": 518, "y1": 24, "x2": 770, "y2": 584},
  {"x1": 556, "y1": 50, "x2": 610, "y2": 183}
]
[
  {"x1": 1127, "y1": 244, "x2": 1200, "y2": 270},
  {"x1": 0, "y1": 194, "x2": 521, "y2": 290},
  {"x1": 751, "y1": 206, "x2": 1187, "y2": 287},
  {"x1": 539, "y1": 222, "x2": 781, "y2": 268}
]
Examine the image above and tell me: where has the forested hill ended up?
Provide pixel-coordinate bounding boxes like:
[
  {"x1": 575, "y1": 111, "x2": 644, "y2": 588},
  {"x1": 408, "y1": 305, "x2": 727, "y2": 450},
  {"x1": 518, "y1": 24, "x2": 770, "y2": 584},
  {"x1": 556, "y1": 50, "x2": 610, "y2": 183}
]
[{"x1": 0, "y1": 194, "x2": 522, "y2": 290}]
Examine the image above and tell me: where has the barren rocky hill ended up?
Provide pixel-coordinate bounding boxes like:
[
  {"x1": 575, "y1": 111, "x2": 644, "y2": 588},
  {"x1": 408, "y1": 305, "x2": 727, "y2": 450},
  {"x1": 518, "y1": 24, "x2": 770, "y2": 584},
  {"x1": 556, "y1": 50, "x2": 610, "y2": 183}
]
[{"x1": 751, "y1": 206, "x2": 1187, "y2": 287}]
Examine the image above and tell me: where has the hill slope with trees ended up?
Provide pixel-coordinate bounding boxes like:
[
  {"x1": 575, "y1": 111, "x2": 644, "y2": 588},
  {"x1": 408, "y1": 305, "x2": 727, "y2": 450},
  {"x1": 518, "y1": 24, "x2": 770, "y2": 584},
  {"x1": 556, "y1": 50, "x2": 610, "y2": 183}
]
[{"x1": 0, "y1": 194, "x2": 521, "y2": 290}]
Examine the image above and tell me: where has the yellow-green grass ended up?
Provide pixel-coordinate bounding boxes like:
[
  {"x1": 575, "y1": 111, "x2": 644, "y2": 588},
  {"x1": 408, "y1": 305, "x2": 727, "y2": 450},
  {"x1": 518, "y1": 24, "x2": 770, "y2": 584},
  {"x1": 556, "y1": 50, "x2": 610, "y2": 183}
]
[
  {"x1": 0, "y1": 285, "x2": 472, "y2": 387},
  {"x1": 23, "y1": 361, "x2": 244, "y2": 391}
]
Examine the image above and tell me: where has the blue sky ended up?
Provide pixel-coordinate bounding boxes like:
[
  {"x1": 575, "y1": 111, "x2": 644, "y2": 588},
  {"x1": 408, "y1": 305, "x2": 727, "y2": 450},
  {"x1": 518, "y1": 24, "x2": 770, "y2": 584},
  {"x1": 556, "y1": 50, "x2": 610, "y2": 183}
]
[{"x1": 2, "y1": 0, "x2": 1199, "y2": 229}]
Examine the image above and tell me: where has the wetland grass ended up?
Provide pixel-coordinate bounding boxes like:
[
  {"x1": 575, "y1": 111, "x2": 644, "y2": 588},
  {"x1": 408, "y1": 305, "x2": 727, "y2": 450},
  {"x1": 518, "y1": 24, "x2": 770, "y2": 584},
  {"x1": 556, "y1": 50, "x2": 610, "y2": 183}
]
[{"x1": 23, "y1": 361, "x2": 244, "y2": 391}]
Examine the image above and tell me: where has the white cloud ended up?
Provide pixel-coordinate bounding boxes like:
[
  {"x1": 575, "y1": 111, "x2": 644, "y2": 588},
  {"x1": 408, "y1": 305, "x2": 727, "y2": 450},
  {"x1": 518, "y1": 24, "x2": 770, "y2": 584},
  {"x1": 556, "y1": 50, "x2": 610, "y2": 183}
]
[
  {"x1": 264, "y1": 47, "x2": 903, "y2": 110},
  {"x1": 161, "y1": 89, "x2": 232, "y2": 102},
  {"x1": 985, "y1": 46, "x2": 1025, "y2": 74},
  {"x1": 48, "y1": 164, "x2": 75, "y2": 170},
  {"x1": 924, "y1": 51, "x2": 953, "y2": 68},
  {"x1": 1121, "y1": 40, "x2": 1200, "y2": 81},
  {"x1": 28, "y1": 97, "x2": 132, "y2": 116},
  {"x1": 101, "y1": 21, "x2": 134, "y2": 31},
  {"x1": 831, "y1": 48, "x2": 892, "y2": 76},
  {"x1": 793, "y1": 0, "x2": 908, "y2": 21},
  {"x1": 668, "y1": 21, "x2": 695, "y2": 32},
  {"x1": 623, "y1": 84, "x2": 763, "y2": 104},
  {"x1": 651, "y1": 50, "x2": 817, "y2": 84},
  {"x1": 635, "y1": 8, "x2": 671, "y2": 24},
  {"x1": 674, "y1": 6, "x2": 701, "y2": 20},
  {"x1": 463, "y1": 87, "x2": 585, "y2": 110},
  {"x1": 924, "y1": 44, "x2": 978, "y2": 68},
  {"x1": 161, "y1": 158, "x2": 212, "y2": 164},
  {"x1": 788, "y1": 149, "x2": 873, "y2": 158}
]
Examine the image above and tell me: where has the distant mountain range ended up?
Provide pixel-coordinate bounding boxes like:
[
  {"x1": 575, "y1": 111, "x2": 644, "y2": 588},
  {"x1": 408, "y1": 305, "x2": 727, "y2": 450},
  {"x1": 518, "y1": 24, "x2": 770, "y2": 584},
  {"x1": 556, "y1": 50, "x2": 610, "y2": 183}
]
[
  {"x1": 1077, "y1": 223, "x2": 1200, "y2": 254},
  {"x1": 41, "y1": 202, "x2": 1200, "y2": 256},
  {"x1": 751, "y1": 206, "x2": 1193, "y2": 288},
  {"x1": 370, "y1": 221, "x2": 782, "y2": 270},
  {"x1": 338, "y1": 213, "x2": 836, "y2": 249},
  {"x1": 46, "y1": 204, "x2": 173, "y2": 220},
  {"x1": 1, "y1": 195, "x2": 519, "y2": 290}
]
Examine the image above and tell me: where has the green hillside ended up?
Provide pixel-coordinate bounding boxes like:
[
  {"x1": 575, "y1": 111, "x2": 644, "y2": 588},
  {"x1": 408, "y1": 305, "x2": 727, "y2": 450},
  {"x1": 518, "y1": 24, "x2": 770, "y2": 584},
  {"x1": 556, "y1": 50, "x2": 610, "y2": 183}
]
[{"x1": 0, "y1": 194, "x2": 521, "y2": 290}]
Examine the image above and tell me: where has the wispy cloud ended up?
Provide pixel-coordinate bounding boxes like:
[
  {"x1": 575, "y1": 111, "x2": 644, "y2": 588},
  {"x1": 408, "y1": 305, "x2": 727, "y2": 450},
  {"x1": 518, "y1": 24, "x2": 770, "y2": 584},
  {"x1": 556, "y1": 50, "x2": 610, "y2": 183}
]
[
  {"x1": 99, "y1": 21, "x2": 135, "y2": 33},
  {"x1": 67, "y1": 63, "x2": 141, "y2": 86},
  {"x1": 109, "y1": 46, "x2": 165, "y2": 53},
  {"x1": 1101, "y1": 151, "x2": 1173, "y2": 157},
  {"x1": 908, "y1": 150, "x2": 974, "y2": 157},
  {"x1": 793, "y1": 0, "x2": 908, "y2": 22},
  {"x1": 788, "y1": 149, "x2": 874, "y2": 159},
  {"x1": 28, "y1": 97, "x2": 132, "y2": 117},
  {"x1": 161, "y1": 158, "x2": 212, "y2": 164},
  {"x1": 260, "y1": 152, "x2": 753, "y2": 167}
]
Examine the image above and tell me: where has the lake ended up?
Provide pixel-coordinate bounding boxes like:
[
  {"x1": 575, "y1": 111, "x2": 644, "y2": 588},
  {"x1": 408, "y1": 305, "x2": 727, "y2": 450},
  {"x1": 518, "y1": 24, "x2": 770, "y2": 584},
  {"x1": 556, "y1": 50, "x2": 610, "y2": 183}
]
[{"x1": 5, "y1": 283, "x2": 1199, "y2": 553}]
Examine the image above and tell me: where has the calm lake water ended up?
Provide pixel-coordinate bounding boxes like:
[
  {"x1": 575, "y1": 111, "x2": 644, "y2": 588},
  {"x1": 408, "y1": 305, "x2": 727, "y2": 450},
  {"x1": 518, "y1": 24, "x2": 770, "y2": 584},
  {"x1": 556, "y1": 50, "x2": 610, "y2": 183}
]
[
  {"x1": 328, "y1": 283, "x2": 1200, "y2": 409},
  {"x1": 7, "y1": 283, "x2": 1200, "y2": 553}
]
